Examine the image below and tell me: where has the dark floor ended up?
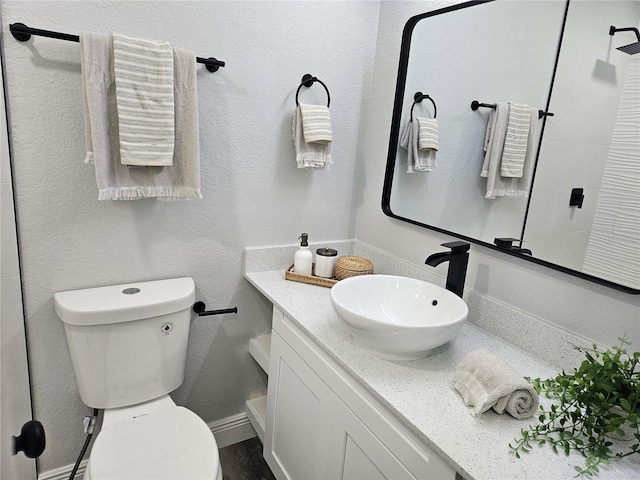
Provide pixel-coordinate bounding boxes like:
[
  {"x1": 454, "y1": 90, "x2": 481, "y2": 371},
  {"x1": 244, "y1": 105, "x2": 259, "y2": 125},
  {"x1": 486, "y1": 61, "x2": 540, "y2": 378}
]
[{"x1": 219, "y1": 437, "x2": 277, "y2": 480}]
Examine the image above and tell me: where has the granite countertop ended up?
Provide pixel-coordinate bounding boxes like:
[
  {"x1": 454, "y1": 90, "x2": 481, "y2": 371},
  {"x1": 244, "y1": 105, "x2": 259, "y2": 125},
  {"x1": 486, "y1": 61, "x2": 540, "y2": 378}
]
[{"x1": 245, "y1": 269, "x2": 639, "y2": 480}]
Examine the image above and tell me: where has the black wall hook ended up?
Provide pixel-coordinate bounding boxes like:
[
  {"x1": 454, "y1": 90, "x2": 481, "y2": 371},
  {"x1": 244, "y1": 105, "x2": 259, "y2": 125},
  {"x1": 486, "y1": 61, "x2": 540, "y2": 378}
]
[
  {"x1": 410, "y1": 92, "x2": 437, "y2": 119},
  {"x1": 295, "y1": 74, "x2": 331, "y2": 107},
  {"x1": 193, "y1": 301, "x2": 237, "y2": 317}
]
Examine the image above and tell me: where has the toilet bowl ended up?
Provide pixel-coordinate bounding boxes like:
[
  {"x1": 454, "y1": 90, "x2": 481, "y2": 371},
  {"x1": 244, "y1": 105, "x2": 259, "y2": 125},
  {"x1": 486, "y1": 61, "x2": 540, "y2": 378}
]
[{"x1": 54, "y1": 277, "x2": 223, "y2": 479}]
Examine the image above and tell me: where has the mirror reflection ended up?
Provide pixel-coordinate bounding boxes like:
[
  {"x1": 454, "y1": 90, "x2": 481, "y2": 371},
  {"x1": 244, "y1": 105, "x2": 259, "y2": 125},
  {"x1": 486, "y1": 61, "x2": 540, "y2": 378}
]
[{"x1": 383, "y1": 0, "x2": 640, "y2": 293}]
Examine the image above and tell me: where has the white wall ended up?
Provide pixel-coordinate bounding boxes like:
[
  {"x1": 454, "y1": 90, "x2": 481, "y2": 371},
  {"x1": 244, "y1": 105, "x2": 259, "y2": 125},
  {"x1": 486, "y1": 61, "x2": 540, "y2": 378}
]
[
  {"x1": 0, "y1": 1, "x2": 380, "y2": 472},
  {"x1": 0, "y1": 49, "x2": 35, "y2": 479},
  {"x1": 356, "y1": 0, "x2": 640, "y2": 350},
  {"x1": 525, "y1": 0, "x2": 640, "y2": 272}
]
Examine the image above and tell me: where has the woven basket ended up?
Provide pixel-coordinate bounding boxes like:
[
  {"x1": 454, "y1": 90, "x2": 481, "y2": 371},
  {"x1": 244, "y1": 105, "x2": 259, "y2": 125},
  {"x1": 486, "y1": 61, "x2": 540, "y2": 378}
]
[{"x1": 335, "y1": 256, "x2": 374, "y2": 280}]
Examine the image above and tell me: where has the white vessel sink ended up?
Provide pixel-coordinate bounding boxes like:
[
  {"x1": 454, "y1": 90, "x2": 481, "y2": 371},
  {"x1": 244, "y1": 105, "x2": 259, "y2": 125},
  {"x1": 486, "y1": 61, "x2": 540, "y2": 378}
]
[{"x1": 330, "y1": 275, "x2": 468, "y2": 361}]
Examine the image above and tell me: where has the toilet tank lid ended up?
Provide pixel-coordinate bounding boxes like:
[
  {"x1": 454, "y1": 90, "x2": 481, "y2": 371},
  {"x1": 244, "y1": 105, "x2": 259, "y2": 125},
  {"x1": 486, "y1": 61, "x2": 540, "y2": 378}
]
[{"x1": 54, "y1": 277, "x2": 195, "y2": 326}]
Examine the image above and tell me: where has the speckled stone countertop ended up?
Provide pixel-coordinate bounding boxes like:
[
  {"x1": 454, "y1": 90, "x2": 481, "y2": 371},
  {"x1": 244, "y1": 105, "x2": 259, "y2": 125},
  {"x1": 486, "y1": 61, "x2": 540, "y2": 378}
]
[{"x1": 244, "y1": 268, "x2": 639, "y2": 480}]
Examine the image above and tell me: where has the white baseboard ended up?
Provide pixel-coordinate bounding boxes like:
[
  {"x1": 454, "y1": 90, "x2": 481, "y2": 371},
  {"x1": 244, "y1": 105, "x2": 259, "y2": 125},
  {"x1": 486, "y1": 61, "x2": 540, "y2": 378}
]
[
  {"x1": 38, "y1": 412, "x2": 256, "y2": 480},
  {"x1": 209, "y1": 412, "x2": 256, "y2": 448}
]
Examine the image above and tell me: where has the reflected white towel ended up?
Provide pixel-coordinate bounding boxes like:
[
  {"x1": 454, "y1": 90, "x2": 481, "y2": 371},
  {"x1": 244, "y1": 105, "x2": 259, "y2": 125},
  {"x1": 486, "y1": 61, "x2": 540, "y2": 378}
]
[
  {"x1": 400, "y1": 120, "x2": 436, "y2": 173},
  {"x1": 501, "y1": 103, "x2": 531, "y2": 178},
  {"x1": 300, "y1": 103, "x2": 333, "y2": 143},
  {"x1": 480, "y1": 103, "x2": 539, "y2": 198},
  {"x1": 113, "y1": 34, "x2": 175, "y2": 166},
  {"x1": 417, "y1": 117, "x2": 439, "y2": 151},
  {"x1": 80, "y1": 32, "x2": 202, "y2": 200},
  {"x1": 292, "y1": 106, "x2": 333, "y2": 169},
  {"x1": 453, "y1": 349, "x2": 539, "y2": 419}
]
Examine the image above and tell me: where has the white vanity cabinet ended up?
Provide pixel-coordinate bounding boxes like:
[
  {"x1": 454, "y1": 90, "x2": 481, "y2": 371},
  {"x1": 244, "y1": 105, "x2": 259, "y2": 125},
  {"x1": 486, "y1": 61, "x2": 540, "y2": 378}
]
[{"x1": 264, "y1": 306, "x2": 456, "y2": 480}]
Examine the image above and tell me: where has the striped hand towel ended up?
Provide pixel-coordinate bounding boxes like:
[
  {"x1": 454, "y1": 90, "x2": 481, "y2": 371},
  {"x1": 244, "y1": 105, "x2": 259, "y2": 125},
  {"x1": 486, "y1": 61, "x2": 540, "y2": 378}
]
[
  {"x1": 292, "y1": 106, "x2": 333, "y2": 169},
  {"x1": 500, "y1": 103, "x2": 531, "y2": 178},
  {"x1": 399, "y1": 119, "x2": 436, "y2": 173},
  {"x1": 113, "y1": 34, "x2": 175, "y2": 166},
  {"x1": 416, "y1": 117, "x2": 439, "y2": 151},
  {"x1": 299, "y1": 103, "x2": 333, "y2": 144}
]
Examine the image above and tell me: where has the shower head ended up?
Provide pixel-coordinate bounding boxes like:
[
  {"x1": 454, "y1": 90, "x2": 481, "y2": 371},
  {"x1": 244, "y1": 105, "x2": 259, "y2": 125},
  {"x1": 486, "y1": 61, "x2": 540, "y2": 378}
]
[{"x1": 609, "y1": 26, "x2": 640, "y2": 55}]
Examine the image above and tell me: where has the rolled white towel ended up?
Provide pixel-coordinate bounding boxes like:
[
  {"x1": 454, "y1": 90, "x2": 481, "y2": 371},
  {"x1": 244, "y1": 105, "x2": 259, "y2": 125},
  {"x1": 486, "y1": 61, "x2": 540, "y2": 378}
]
[{"x1": 453, "y1": 348, "x2": 539, "y2": 420}]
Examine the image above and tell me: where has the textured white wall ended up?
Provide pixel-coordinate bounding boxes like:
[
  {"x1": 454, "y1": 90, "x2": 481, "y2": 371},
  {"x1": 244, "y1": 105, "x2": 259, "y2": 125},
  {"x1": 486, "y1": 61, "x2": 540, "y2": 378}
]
[
  {"x1": 583, "y1": 56, "x2": 640, "y2": 288},
  {"x1": 1, "y1": 0, "x2": 379, "y2": 472},
  {"x1": 356, "y1": 1, "x2": 640, "y2": 350}
]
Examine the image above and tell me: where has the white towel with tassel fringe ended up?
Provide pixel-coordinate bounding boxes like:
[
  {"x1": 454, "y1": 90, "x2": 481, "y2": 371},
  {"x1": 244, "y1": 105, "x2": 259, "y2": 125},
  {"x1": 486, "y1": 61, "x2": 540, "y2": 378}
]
[
  {"x1": 292, "y1": 105, "x2": 333, "y2": 169},
  {"x1": 400, "y1": 119, "x2": 436, "y2": 173},
  {"x1": 80, "y1": 32, "x2": 202, "y2": 200},
  {"x1": 453, "y1": 348, "x2": 539, "y2": 420}
]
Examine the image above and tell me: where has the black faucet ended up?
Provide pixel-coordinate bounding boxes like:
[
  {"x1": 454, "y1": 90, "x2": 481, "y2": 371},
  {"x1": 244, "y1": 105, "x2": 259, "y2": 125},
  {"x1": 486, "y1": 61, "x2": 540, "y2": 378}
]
[
  {"x1": 494, "y1": 237, "x2": 532, "y2": 256},
  {"x1": 425, "y1": 241, "x2": 470, "y2": 298}
]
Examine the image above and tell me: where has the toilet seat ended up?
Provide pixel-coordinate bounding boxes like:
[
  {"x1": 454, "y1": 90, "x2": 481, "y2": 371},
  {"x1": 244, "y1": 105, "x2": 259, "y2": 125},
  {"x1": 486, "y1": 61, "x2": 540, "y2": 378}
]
[{"x1": 87, "y1": 406, "x2": 221, "y2": 479}]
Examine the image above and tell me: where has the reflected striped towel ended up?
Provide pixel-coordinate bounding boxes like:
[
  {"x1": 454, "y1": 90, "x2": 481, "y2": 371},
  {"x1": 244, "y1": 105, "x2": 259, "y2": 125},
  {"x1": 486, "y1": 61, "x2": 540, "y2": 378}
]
[
  {"x1": 113, "y1": 34, "x2": 175, "y2": 166},
  {"x1": 300, "y1": 103, "x2": 333, "y2": 143},
  {"x1": 500, "y1": 103, "x2": 531, "y2": 178},
  {"x1": 416, "y1": 117, "x2": 439, "y2": 151}
]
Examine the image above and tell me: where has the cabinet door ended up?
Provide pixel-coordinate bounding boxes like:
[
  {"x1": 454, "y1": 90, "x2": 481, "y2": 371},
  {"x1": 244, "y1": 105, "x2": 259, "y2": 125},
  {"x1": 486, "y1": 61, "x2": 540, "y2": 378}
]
[
  {"x1": 326, "y1": 398, "x2": 418, "y2": 480},
  {"x1": 264, "y1": 331, "x2": 333, "y2": 480}
]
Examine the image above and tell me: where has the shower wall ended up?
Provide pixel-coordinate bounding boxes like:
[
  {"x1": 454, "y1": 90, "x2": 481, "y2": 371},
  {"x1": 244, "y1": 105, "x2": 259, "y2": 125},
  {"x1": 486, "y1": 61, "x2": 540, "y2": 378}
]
[{"x1": 524, "y1": 0, "x2": 640, "y2": 271}]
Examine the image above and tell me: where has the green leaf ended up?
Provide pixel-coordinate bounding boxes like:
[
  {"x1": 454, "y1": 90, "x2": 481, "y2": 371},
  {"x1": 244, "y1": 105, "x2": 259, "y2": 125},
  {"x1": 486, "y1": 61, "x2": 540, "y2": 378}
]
[{"x1": 620, "y1": 398, "x2": 632, "y2": 412}]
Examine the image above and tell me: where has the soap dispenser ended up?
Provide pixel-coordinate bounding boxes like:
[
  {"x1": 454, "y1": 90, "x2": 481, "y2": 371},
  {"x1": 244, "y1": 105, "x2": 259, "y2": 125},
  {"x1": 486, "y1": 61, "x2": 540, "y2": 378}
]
[{"x1": 293, "y1": 233, "x2": 313, "y2": 275}]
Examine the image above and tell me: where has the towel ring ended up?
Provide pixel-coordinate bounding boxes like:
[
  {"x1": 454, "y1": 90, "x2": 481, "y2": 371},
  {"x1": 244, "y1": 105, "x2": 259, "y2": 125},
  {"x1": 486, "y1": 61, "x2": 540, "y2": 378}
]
[
  {"x1": 410, "y1": 92, "x2": 437, "y2": 120},
  {"x1": 295, "y1": 74, "x2": 331, "y2": 107}
]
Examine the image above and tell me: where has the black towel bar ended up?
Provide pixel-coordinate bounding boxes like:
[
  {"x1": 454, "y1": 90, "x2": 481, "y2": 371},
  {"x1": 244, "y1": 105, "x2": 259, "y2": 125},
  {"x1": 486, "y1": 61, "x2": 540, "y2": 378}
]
[
  {"x1": 295, "y1": 74, "x2": 331, "y2": 107},
  {"x1": 470, "y1": 100, "x2": 553, "y2": 120},
  {"x1": 9, "y1": 23, "x2": 225, "y2": 72}
]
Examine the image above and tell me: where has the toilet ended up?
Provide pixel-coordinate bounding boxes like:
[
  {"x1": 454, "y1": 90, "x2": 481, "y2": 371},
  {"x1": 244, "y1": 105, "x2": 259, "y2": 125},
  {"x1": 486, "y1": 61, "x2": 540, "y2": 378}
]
[{"x1": 54, "y1": 277, "x2": 223, "y2": 480}]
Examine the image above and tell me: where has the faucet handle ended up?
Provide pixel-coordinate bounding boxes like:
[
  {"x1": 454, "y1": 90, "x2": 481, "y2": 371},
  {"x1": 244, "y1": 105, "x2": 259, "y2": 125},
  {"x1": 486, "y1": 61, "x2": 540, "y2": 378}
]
[{"x1": 441, "y1": 241, "x2": 470, "y2": 254}]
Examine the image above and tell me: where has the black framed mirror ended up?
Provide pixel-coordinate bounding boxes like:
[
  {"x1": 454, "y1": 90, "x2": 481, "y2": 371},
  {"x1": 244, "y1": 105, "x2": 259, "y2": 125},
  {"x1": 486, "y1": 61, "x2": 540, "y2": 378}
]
[{"x1": 382, "y1": 0, "x2": 640, "y2": 294}]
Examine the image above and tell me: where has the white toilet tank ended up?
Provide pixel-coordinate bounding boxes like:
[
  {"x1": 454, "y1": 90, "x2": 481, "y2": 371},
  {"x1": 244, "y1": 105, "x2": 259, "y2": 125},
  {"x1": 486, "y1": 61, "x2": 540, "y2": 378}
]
[{"x1": 54, "y1": 277, "x2": 196, "y2": 409}]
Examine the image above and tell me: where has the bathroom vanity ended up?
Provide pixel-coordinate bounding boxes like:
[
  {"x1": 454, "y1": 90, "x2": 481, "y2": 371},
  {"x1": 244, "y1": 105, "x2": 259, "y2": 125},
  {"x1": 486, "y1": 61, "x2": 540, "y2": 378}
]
[{"x1": 243, "y1": 244, "x2": 640, "y2": 480}]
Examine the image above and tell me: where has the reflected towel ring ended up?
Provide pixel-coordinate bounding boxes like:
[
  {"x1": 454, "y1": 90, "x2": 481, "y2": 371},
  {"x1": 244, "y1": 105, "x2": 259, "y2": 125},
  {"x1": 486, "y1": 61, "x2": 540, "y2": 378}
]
[
  {"x1": 295, "y1": 74, "x2": 331, "y2": 107},
  {"x1": 410, "y1": 92, "x2": 437, "y2": 119}
]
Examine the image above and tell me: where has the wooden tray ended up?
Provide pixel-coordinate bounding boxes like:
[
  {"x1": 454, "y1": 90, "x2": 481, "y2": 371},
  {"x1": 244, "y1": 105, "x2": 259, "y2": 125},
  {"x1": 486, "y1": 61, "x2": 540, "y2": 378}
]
[{"x1": 285, "y1": 264, "x2": 338, "y2": 288}]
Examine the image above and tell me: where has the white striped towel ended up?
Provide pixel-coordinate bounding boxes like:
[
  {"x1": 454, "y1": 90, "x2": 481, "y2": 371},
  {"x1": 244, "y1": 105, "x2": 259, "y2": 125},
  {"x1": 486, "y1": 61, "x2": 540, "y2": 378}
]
[
  {"x1": 500, "y1": 103, "x2": 531, "y2": 178},
  {"x1": 416, "y1": 117, "x2": 439, "y2": 151},
  {"x1": 113, "y1": 33, "x2": 175, "y2": 166},
  {"x1": 453, "y1": 348, "x2": 539, "y2": 420},
  {"x1": 292, "y1": 106, "x2": 333, "y2": 169},
  {"x1": 299, "y1": 103, "x2": 333, "y2": 144}
]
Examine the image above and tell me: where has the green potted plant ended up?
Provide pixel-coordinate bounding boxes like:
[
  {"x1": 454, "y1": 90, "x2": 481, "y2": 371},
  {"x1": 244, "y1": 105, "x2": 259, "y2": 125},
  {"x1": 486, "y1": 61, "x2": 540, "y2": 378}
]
[{"x1": 509, "y1": 338, "x2": 639, "y2": 477}]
